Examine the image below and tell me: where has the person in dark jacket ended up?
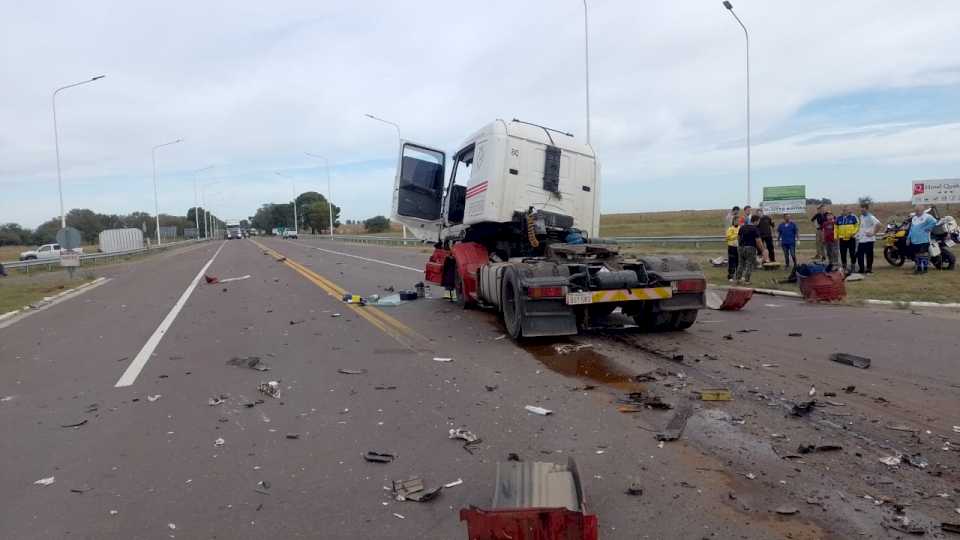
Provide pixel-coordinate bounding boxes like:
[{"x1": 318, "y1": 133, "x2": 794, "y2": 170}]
[
  {"x1": 735, "y1": 215, "x2": 764, "y2": 284},
  {"x1": 756, "y1": 209, "x2": 775, "y2": 262},
  {"x1": 810, "y1": 204, "x2": 826, "y2": 260}
]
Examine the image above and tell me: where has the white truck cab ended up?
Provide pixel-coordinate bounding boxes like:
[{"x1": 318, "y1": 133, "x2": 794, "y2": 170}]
[{"x1": 392, "y1": 119, "x2": 599, "y2": 243}]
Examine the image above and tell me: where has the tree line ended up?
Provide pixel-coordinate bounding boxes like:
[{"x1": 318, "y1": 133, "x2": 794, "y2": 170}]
[
  {"x1": 249, "y1": 191, "x2": 342, "y2": 234},
  {"x1": 0, "y1": 207, "x2": 224, "y2": 246}
]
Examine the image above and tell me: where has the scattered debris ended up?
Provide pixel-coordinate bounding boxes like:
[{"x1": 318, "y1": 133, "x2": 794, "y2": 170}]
[
  {"x1": 204, "y1": 274, "x2": 219, "y2": 284},
  {"x1": 953, "y1": 426, "x2": 960, "y2": 434},
  {"x1": 942, "y1": 522, "x2": 960, "y2": 535},
  {"x1": 374, "y1": 385, "x2": 397, "y2": 390},
  {"x1": 507, "y1": 453, "x2": 521, "y2": 462},
  {"x1": 553, "y1": 343, "x2": 592, "y2": 355},
  {"x1": 61, "y1": 419, "x2": 88, "y2": 428},
  {"x1": 331, "y1": 313, "x2": 342, "y2": 318},
  {"x1": 885, "y1": 515, "x2": 926, "y2": 535},
  {"x1": 737, "y1": 328, "x2": 758, "y2": 333},
  {"x1": 285, "y1": 433, "x2": 300, "y2": 440},
  {"x1": 524, "y1": 405, "x2": 553, "y2": 416},
  {"x1": 364, "y1": 451, "x2": 396, "y2": 463},
  {"x1": 788, "y1": 332, "x2": 803, "y2": 337},
  {"x1": 761, "y1": 363, "x2": 779, "y2": 368},
  {"x1": 887, "y1": 424, "x2": 917, "y2": 433},
  {"x1": 484, "y1": 385, "x2": 499, "y2": 392},
  {"x1": 214, "y1": 437, "x2": 225, "y2": 448},
  {"x1": 34, "y1": 476, "x2": 55, "y2": 486},
  {"x1": 790, "y1": 400, "x2": 817, "y2": 417},
  {"x1": 722, "y1": 334, "x2": 733, "y2": 340},
  {"x1": 449, "y1": 428, "x2": 481, "y2": 444},
  {"x1": 745, "y1": 472, "x2": 756, "y2": 480},
  {"x1": 493, "y1": 334, "x2": 507, "y2": 341},
  {"x1": 775, "y1": 505, "x2": 799, "y2": 515},
  {"x1": 227, "y1": 356, "x2": 270, "y2": 371},
  {"x1": 808, "y1": 386, "x2": 817, "y2": 397},
  {"x1": 444, "y1": 478, "x2": 463, "y2": 489},
  {"x1": 289, "y1": 319, "x2": 305, "y2": 325},
  {"x1": 843, "y1": 385, "x2": 856, "y2": 393},
  {"x1": 656, "y1": 402, "x2": 693, "y2": 441},
  {"x1": 147, "y1": 394, "x2": 162, "y2": 402},
  {"x1": 626, "y1": 481, "x2": 643, "y2": 496},
  {"x1": 208, "y1": 396, "x2": 226, "y2": 406},
  {"x1": 830, "y1": 353, "x2": 871, "y2": 369},
  {"x1": 393, "y1": 513, "x2": 405, "y2": 520},
  {"x1": 823, "y1": 391, "x2": 837, "y2": 397},
  {"x1": 219, "y1": 274, "x2": 251, "y2": 283},
  {"x1": 696, "y1": 388, "x2": 732, "y2": 401},
  {"x1": 258, "y1": 381, "x2": 281, "y2": 399},
  {"x1": 797, "y1": 444, "x2": 842, "y2": 454},
  {"x1": 168, "y1": 523, "x2": 177, "y2": 531},
  {"x1": 879, "y1": 455, "x2": 902, "y2": 467},
  {"x1": 619, "y1": 392, "x2": 672, "y2": 410},
  {"x1": 109, "y1": 510, "x2": 119, "y2": 516},
  {"x1": 433, "y1": 357, "x2": 453, "y2": 363},
  {"x1": 337, "y1": 368, "x2": 367, "y2": 375},
  {"x1": 905, "y1": 453, "x2": 929, "y2": 469},
  {"x1": 634, "y1": 371, "x2": 660, "y2": 383},
  {"x1": 393, "y1": 477, "x2": 441, "y2": 502}
]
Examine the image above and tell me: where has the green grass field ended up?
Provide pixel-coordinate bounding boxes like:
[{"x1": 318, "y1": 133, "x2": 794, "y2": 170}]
[{"x1": 0, "y1": 273, "x2": 95, "y2": 314}]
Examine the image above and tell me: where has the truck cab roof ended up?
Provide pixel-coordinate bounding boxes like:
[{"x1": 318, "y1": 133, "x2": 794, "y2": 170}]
[{"x1": 458, "y1": 119, "x2": 595, "y2": 159}]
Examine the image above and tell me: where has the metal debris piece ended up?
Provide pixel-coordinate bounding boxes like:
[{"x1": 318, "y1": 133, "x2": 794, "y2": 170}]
[
  {"x1": 364, "y1": 451, "x2": 396, "y2": 463},
  {"x1": 656, "y1": 402, "x2": 693, "y2": 441},
  {"x1": 524, "y1": 405, "x2": 553, "y2": 416},
  {"x1": 443, "y1": 478, "x2": 463, "y2": 489},
  {"x1": 34, "y1": 476, "x2": 55, "y2": 486},
  {"x1": 214, "y1": 437, "x2": 225, "y2": 447},
  {"x1": 797, "y1": 444, "x2": 842, "y2": 454},
  {"x1": 393, "y1": 513, "x2": 405, "y2": 519},
  {"x1": 337, "y1": 368, "x2": 367, "y2": 375},
  {"x1": 374, "y1": 385, "x2": 397, "y2": 390},
  {"x1": 952, "y1": 426, "x2": 960, "y2": 433},
  {"x1": 61, "y1": 419, "x2": 88, "y2": 428},
  {"x1": 289, "y1": 319, "x2": 305, "y2": 325},
  {"x1": 433, "y1": 357, "x2": 453, "y2": 363},
  {"x1": 790, "y1": 400, "x2": 817, "y2": 417},
  {"x1": 844, "y1": 385, "x2": 856, "y2": 393},
  {"x1": 208, "y1": 397, "x2": 225, "y2": 406},
  {"x1": 879, "y1": 455, "x2": 902, "y2": 466},
  {"x1": 147, "y1": 394, "x2": 161, "y2": 402},
  {"x1": 393, "y1": 477, "x2": 441, "y2": 502},
  {"x1": 626, "y1": 481, "x2": 643, "y2": 496},
  {"x1": 904, "y1": 453, "x2": 929, "y2": 469},
  {"x1": 722, "y1": 334, "x2": 733, "y2": 340},
  {"x1": 696, "y1": 388, "x2": 732, "y2": 401},
  {"x1": 809, "y1": 386, "x2": 817, "y2": 397},
  {"x1": 886, "y1": 515, "x2": 926, "y2": 535},
  {"x1": 449, "y1": 428, "x2": 481, "y2": 444},
  {"x1": 775, "y1": 505, "x2": 799, "y2": 515},
  {"x1": 745, "y1": 472, "x2": 756, "y2": 480},
  {"x1": 258, "y1": 381, "x2": 281, "y2": 399},
  {"x1": 788, "y1": 332, "x2": 803, "y2": 337},
  {"x1": 218, "y1": 274, "x2": 251, "y2": 283},
  {"x1": 485, "y1": 385, "x2": 499, "y2": 392},
  {"x1": 285, "y1": 433, "x2": 300, "y2": 440},
  {"x1": 553, "y1": 343, "x2": 592, "y2": 355},
  {"x1": 227, "y1": 356, "x2": 270, "y2": 371},
  {"x1": 830, "y1": 353, "x2": 871, "y2": 369},
  {"x1": 620, "y1": 392, "x2": 672, "y2": 409},
  {"x1": 887, "y1": 424, "x2": 917, "y2": 433}
]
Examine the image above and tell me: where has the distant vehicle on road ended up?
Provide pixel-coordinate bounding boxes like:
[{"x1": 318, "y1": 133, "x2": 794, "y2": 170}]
[
  {"x1": 19, "y1": 243, "x2": 84, "y2": 261},
  {"x1": 226, "y1": 226, "x2": 243, "y2": 240},
  {"x1": 282, "y1": 229, "x2": 298, "y2": 239}
]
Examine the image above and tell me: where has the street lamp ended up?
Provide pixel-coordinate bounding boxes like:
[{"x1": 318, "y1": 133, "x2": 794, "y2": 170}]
[
  {"x1": 275, "y1": 172, "x2": 299, "y2": 232},
  {"x1": 191, "y1": 165, "x2": 214, "y2": 240},
  {"x1": 200, "y1": 179, "x2": 222, "y2": 239},
  {"x1": 582, "y1": 1, "x2": 591, "y2": 145},
  {"x1": 365, "y1": 113, "x2": 407, "y2": 238},
  {"x1": 52, "y1": 74, "x2": 106, "y2": 228},
  {"x1": 151, "y1": 138, "x2": 183, "y2": 245},
  {"x1": 304, "y1": 152, "x2": 335, "y2": 236},
  {"x1": 722, "y1": 0, "x2": 751, "y2": 205}
]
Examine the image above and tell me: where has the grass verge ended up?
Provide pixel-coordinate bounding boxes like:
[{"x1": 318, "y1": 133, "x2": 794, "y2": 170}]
[{"x1": 0, "y1": 273, "x2": 96, "y2": 314}]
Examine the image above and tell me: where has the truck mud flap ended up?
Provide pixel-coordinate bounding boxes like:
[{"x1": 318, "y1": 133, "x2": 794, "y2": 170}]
[{"x1": 520, "y1": 302, "x2": 578, "y2": 337}]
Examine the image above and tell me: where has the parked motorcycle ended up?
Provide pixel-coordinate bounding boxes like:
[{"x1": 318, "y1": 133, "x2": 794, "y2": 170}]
[{"x1": 883, "y1": 207, "x2": 958, "y2": 270}]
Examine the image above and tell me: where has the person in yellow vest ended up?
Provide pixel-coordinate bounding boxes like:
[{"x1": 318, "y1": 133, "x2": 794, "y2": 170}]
[{"x1": 725, "y1": 217, "x2": 740, "y2": 281}]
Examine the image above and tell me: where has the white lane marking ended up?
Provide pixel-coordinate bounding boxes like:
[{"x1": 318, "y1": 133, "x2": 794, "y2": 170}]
[
  {"x1": 115, "y1": 242, "x2": 226, "y2": 387},
  {"x1": 288, "y1": 240, "x2": 422, "y2": 273}
]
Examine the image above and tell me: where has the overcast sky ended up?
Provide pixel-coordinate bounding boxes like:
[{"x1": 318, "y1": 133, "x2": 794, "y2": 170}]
[{"x1": 2, "y1": 0, "x2": 959, "y2": 228}]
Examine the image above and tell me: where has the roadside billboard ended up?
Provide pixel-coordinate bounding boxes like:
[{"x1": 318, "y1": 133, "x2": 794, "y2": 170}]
[
  {"x1": 761, "y1": 185, "x2": 806, "y2": 215},
  {"x1": 912, "y1": 179, "x2": 960, "y2": 205}
]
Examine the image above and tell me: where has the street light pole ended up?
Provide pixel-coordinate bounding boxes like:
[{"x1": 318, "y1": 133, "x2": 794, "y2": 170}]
[
  {"x1": 275, "y1": 172, "x2": 298, "y2": 232},
  {"x1": 723, "y1": 1, "x2": 751, "y2": 205},
  {"x1": 52, "y1": 75, "x2": 106, "y2": 228},
  {"x1": 582, "y1": 0, "x2": 591, "y2": 145},
  {"x1": 304, "y1": 152, "x2": 335, "y2": 236},
  {"x1": 192, "y1": 165, "x2": 214, "y2": 240},
  {"x1": 364, "y1": 113, "x2": 406, "y2": 238},
  {"x1": 151, "y1": 138, "x2": 183, "y2": 246}
]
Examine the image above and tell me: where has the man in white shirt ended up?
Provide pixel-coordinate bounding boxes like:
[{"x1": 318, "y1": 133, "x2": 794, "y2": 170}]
[{"x1": 855, "y1": 203, "x2": 882, "y2": 274}]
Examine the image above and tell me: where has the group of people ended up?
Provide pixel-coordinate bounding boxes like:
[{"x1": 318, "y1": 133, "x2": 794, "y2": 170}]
[
  {"x1": 723, "y1": 205, "x2": 799, "y2": 284},
  {"x1": 808, "y1": 204, "x2": 883, "y2": 273}
]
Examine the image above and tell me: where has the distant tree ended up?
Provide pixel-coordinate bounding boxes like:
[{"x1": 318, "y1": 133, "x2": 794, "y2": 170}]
[
  {"x1": 858, "y1": 196, "x2": 874, "y2": 206},
  {"x1": 364, "y1": 215, "x2": 391, "y2": 233},
  {"x1": 0, "y1": 223, "x2": 32, "y2": 246},
  {"x1": 239, "y1": 219, "x2": 250, "y2": 228}
]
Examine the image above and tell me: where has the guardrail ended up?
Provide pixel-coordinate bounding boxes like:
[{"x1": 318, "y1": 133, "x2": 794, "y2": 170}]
[
  {"x1": 1, "y1": 239, "x2": 204, "y2": 274},
  {"x1": 299, "y1": 233, "x2": 817, "y2": 248}
]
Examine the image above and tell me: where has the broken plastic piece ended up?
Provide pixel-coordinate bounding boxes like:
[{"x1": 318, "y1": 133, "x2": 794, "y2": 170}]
[
  {"x1": 524, "y1": 405, "x2": 553, "y2": 416},
  {"x1": 393, "y1": 477, "x2": 441, "y2": 502},
  {"x1": 364, "y1": 451, "x2": 396, "y2": 463},
  {"x1": 34, "y1": 476, "x2": 55, "y2": 486},
  {"x1": 444, "y1": 478, "x2": 463, "y2": 489},
  {"x1": 147, "y1": 394, "x2": 161, "y2": 402},
  {"x1": 214, "y1": 437, "x2": 225, "y2": 447},
  {"x1": 696, "y1": 388, "x2": 732, "y2": 401},
  {"x1": 258, "y1": 381, "x2": 281, "y2": 398},
  {"x1": 775, "y1": 505, "x2": 799, "y2": 515},
  {"x1": 285, "y1": 433, "x2": 300, "y2": 440},
  {"x1": 656, "y1": 402, "x2": 693, "y2": 441},
  {"x1": 337, "y1": 368, "x2": 367, "y2": 375},
  {"x1": 705, "y1": 287, "x2": 754, "y2": 311},
  {"x1": 626, "y1": 481, "x2": 643, "y2": 496},
  {"x1": 553, "y1": 343, "x2": 592, "y2": 355},
  {"x1": 449, "y1": 428, "x2": 481, "y2": 444},
  {"x1": 904, "y1": 453, "x2": 928, "y2": 469},
  {"x1": 219, "y1": 274, "x2": 251, "y2": 283},
  {"x1": 433, "y1": 357, "x2": 453, "y2": 363},
  {"x1": 61, "y1": 419, "x2": 88, "y2": 428},
  {"x1": 830, "y1": 353, "x2": 871, "y2": 369},
  {"x1": 879, "y1": 455, "x2": 902, "y2": 466},
  {"x1": 204, "y1": 274, "x2": 219, "y2": 284},
  {"x1": 227, "y1": 356, "x2": 270, "y2": 371}
]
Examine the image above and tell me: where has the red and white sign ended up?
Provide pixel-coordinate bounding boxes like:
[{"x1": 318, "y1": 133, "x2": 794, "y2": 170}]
[{"x1": 912, "y1": 179, "x2": 960, "y2": 204}]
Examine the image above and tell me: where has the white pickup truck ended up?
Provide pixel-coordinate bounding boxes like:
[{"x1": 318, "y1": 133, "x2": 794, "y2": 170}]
[{"x1": 18, "y1": 243, "x2": 84, "y2": 261}]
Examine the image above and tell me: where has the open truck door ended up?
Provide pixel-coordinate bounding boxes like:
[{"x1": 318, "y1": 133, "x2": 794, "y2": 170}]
[{"x1": 392, "y1": 142, "x2": 445, "y2": 241}]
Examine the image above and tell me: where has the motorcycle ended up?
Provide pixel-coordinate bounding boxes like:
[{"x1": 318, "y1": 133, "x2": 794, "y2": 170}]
[{"x1": 883, "y1": 207, "x2": 958, "y2": 270}]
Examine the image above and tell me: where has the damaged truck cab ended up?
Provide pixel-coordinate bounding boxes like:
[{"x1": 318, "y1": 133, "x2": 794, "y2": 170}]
[{"x1": 392, "y1": 118, "x2": 706, "y2": 339}]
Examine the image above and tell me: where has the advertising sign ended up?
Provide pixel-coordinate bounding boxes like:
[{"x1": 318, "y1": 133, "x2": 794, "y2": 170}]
[
  {"x1": 760, "y1": 199, "x2": 807, "y2": 215},
  {"x1": 912, "y1": 179, "x2": 960, "y2": 204},
  {"x1": 761, "y1": 185, "x2": 806, "y2": 215}
]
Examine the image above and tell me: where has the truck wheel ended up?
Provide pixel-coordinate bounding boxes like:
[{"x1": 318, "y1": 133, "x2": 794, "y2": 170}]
[
  {"x1": 883, "y1": 247, "x2": 904, "y2": 266},
  {"x1": 501, "y1": 268, "x2": 523, "y2": 339},
  {"x1": 454, "y1": 267, "x2": 473, "y2": 309},
  {"x1": 633, "y1": 308, "x2": 673, "y2": 333},
  {"x1": 669, "y1": 309, "x2": 698, "y2": 330}
]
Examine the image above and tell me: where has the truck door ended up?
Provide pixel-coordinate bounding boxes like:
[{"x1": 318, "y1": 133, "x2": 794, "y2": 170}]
[{"x1": 393, "y1": 142, "x2": 445, "y2": 240}]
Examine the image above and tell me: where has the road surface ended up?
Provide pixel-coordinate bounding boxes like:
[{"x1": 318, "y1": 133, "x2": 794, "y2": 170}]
[{"x1": 1, "y1": 237, "x2": 957, "y2": 539}]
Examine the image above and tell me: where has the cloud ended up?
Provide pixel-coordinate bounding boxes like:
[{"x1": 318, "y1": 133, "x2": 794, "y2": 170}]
[{"x1": 2, "y1": 0, "x2": 960, "y2": 227}]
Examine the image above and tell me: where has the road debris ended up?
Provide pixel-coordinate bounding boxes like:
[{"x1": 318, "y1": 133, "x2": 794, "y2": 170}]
[
  {"x1": 444, "y1": 478, "x2": 463, "y2": 488},
  {"x1": 626, "y1": 481, "x2": 643, "y2": 496},
  {"x1": 393, "y1": 513, "x2": 405, "y2": 520},
  {"x1": 953, "y1": 426, "x2": 960, "y2": 433},
  {"x1": 879, "y1": 455, "x2": 902, "y2": 466},
  {"x1": 337, "y1": 368, "x2": 367, "y2": 375},
  {"x1": 285, "y1": 433, "x2": 300, "y2": 440},
  {"x1": 258, "y1": 381, "x2": 281, "y2": 399},
  {"x1": 788, "y1": 332, "x2": 803, "y2": 337},
  {"x1": 790, "y1": 400, "x2": 817, "y2": 417},
  {"x1": 374, "y1": 385, "x2": 397, "y2": 390},
  {"x1": 656, "y1": 402, "x2": 693, "y2": 442},
  {"x1": 433, "y1": 357, "x2": 453, "y2": 363},
  {"x1": 289, "y1": 319, "x2": 305, "y2": 325},
  {"x1": 484, "y1": 384, "x2": 499, "y2": 392},
  {"x1": 885, "y1": 515, "x2": 926, "y2": 535},
  {"x1": 745, "y1": 472, "x2": 756, "y2": 480},
  {"x1": 204, "y1": 274, "x2": 219, "y2": 284},
  {"x1": 843, "y1": 385, "x2": 856, "y2": 393},
  {"x1": 218, "y1": 274, "x2": 251, "y2": 283},
  {"x1": 61, "y1": 419, "x2": 88, "y2": 428},
  {"x1": 904, "y1": 453, "x2": 929, "y2": 469},
  {"x1": 34, "y1": 476, "x2": 55, "y2": 486},
  {"x1": 449, "y1": 428, "x2": 481, "y2": 444},
  {"x1": 168, "y1": 523, "x2": 177, "y2": 531},
  {"x1": 227, "y1": 356, "x2": 270, "y2": 371},
  {"x1": 797, "y1": 444, "x2": 842, "y2": 454},
  {"x1": 364, "y1": 451, "x2": 396, "y2": 463},
  {"x1": 524, "y1": 405, "x2": 553, "y2": 416},
  {"x1": 147, "y1": 394, "x2": 161, "y2": 402},
  {"x1": 808, "y1": 385, "x2": 817, "y2": 397},
  {"x1": 208, "y1": 396, "x2": 226, "y2": 406},
  {"x1": 830, "y1": 353, "x2": 871, "y2": 369},
  {"x1": 331, "y1": 313, "x2": 342, "y2": 318},
  {"x1": 887, "y1": 424, "x2": 917, "y2": 433},
  {"x1": 393, "y1": 477, "x2": 441, "y2": 502},
  {"x1": 775, "y1": 505, "x2": 799, "y2": 515},
  {"x1": 943, "y1": 522, "x2": 960, "y2": 535},
  {"x1": 553, "y1": 343, "x2": 593, "y2": 355},
  {"x1": 696, "y1": 388, "x2": 732, "y2": 401},
  {"x1": 214, "y1": 437, "x2": 225, "y2": 447}
]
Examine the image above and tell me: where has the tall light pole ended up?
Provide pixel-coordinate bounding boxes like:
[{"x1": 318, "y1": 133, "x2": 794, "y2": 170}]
[
  {"x1": 191, "y1": 165, "x2": 214, "y2": 239},
  {"x1": 200, "y1": 179, "x2": 221, "y2": 239},
  {"x1": 52, "y1": 75, "x2": 106, "y2": 228},
  {"x1": 582, "y1": 1, "x2": 591, "y2": 145},
  {"x1": 723, "y1": 1, "x2": 751, "y2": 205},
  {"x1": 275, "y1": 172, "x2": 298, "y2": 232},
  {"x1": 365, "y1": 113, "x2": 406, "y2": 238},
  {"x1": 151, "y1": 138, "x2": 183, "y2": 245},
  {"x1": 304, "y1": 152, "x2": 335, "y2": 236}
]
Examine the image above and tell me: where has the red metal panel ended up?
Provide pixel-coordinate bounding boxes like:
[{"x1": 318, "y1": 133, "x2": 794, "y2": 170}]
[
  {"x1": 798, "y1": 271, "x2": 846, "y2": 302},
  {"x1": 451, "y1": 242, "x2": 489, "y2": 302},
  {"x1": 460, "y1": 508, "x2": 598, "y2": 540},
  {"x1": 425, "y1": 248, "x2": 449, "y2": 285}
]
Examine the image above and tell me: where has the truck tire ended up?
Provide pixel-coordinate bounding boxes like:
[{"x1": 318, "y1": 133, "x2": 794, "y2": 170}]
[
  {"x1": 670, "y1": 309, "x2": 698, "y2": 330},
  {"x1": 501, "y1": 268, "x2": 523, "y2": 339},
  {"x1": 454, "y1": 266, "x2": 474, "y2": 309}
]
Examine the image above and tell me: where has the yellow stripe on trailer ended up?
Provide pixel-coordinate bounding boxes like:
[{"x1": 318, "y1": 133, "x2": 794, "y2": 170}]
[{"x1": 590, "y1": 287, "x2": 672, "y2": 303}]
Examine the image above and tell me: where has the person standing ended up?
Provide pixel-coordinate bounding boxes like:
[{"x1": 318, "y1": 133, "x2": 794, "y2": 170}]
[
  {"x1": 726, "y1": 217, "x2": 740, "y2": 281},
  {"x1": 724, "y1": 206, "x2": 740, "y2": 229},
  {"x1": 855, "y1": 203, "x2": 881, "y2": 274},
  {"x1": 822, "y1": 211, "x2": 839, "y2": 267},
  {"x1": 740, "y1": 205, "x2": 753, "y2": 225},
  {"x1": 836, "y1": 206, "x2": 860, "y2": 273},
  {"x1": 736, "y1": 215, "x2": 764, "y2": 285},
  {"x1": 810, "y1": 204, "x2": 826, "y2": 260},
  {"x1": 907, "y1": 205, "x2": 938, "y2": 274},
  {"x1": 777, "y1": 214, "x2": 799, "y2": 268},
  {"x1": 757, "y1": 209, "x2": 775, "y2": 262}
]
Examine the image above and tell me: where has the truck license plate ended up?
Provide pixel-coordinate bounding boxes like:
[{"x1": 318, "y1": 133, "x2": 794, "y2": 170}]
[{"x1": 565, "y1": 292, "x2": 593, "y2": 305}]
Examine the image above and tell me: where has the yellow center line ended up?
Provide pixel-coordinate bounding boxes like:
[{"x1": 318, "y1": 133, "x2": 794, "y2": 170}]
[{"x1": 250, "y1": 239, "x2": 432, "y2": 353}]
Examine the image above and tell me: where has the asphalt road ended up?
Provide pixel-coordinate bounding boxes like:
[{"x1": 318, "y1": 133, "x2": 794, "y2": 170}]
[{"x1": 1, "y1": 237, "x2": 957, "y2": 539}]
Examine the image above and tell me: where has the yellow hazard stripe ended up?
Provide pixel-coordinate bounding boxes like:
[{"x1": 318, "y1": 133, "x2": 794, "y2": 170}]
[{"x1": 589, "y1": 287, "x2": 672, "y2": 304}]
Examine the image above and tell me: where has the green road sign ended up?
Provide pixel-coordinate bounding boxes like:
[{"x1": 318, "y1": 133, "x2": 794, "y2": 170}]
[{"x1": 762, "y1": 185, "x2": 806, "y2": 201}]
